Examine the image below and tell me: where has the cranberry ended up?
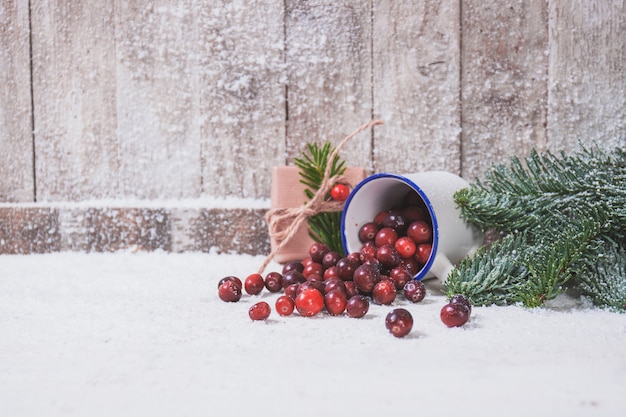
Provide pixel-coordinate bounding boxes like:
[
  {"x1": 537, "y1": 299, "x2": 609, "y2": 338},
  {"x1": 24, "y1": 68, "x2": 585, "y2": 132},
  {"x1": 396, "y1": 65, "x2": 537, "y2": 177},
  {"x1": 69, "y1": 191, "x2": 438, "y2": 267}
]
[
  {"x1": 295, "y1": 288, "x2": 325, "y2": 317},
  {"x1": 323, "y1": 266, "x2": 340, "y2": 280},
  {"x1": 403, "y1": 280, "x2": 426, "y2": 302},
  {"x1": 218, "y1": 276, "x2": 242, "y2": 290},
  {"x1": 394, "y1": 237, "x2": 416, "y2": 258},
  {"x1": 244, "y1": 273, "x2": 265, "y2": 295},
  {"x1": 347, "y1": 252, "x2": 362, "y2": 264},
  {"x1": 249, "y1": 301, "x2": 271, "y2": 321},
  {"x1": 398, "y1": 257, "x2": 420, "y2": 276},
  {"x1": 375, "y1": 227, "x2": 398, "y2": 247},
  {"x1": 322, "y1": 251, "x2": 342, "y2": 268},
  {"x1": 330, "y1": 183, "x2": 350, "y2": 201},
  {"x1": 385, "y1": 308, "x2": 413, "y2": 337},
  {"x1": 346, "y1": 295, "x2": 370, "y2": 318},
  {"x1": 382, "y1": 211, "x2": 407, "y2": 232},
  {"x1": 415, "y1": 243, "x2": 432, "y2": 265},
  {"x1": 373, "y1": 210, "x2": 390, "y2": 225},
  {"x1": 309, "y1": 242, "x2": 330, "y2": 264},
  {"x1": 376, "y1": 244, "x2": 401, "y2": 268},
  {"x1": 324, "y1": 277, "x2": 347, "y2": 295},
  {"x1": 275, "y1": 295, "x2": 295, "y2": 316},
  {"x1": 407, "y1": 220, "x2": 432, "y2": 244},
  {"x1": 282, "y1": 261, "x2": 304, "y2": 275},
  {"x1": 298, "y1": 279, "x2": 325, "y2": 295},
  {"x1": 303, "y1": 262, "x2": 324, "y2": 279},
  {"x1": 325, "y1": 289, "x2": 348, "y2": 316},
  {"x1": 372, "y1": 279, "x2": 397, "y2": 305},
  {"x1": 360, "y1": 242, "x2": 378, "y2": 261},
  {"x1": 218, "y1": 280, "x2": 242, "y2": 302},
  {"x1": 449, "y1": 294, "x2": 472, "y2": 315},
  {"x1": 344, "y1": 281, "x2": 359, "y2": 298},
  {"x1": 264, "y1": 272, "x2": 283, "y2": 293},
  {"x1": 389, "y1": 267, "x2": 412, "y2": 290},
  {"x1": 402, "y1": 205, "x2": 426, "y2": 222},
  {"x1": 440, "y1": 303, "x2": 470, "y2": 327},
  {"x1": 301, "y1": 257, "x2": 314, "y2": 267},
  {"x1": 282, "y1": 270, "x2": 306, "y2": 288},
  {"x1": 353, "y1": 264, "x2": 381, "y2": 294},
  {"x1": 285, "y1": 283, "x2": 300, "y2": 300},
  {"x1": 358, "y1": 222, "x2": 380, "y2": 243},
  {"x1": 336, "y1": 257, "x2": 358, "y2": 280}
]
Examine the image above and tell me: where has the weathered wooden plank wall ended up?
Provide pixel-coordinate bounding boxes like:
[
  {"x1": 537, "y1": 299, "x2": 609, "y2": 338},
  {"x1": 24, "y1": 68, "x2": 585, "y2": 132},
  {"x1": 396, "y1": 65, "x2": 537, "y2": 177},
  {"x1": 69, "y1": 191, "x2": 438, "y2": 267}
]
[{"x1": 0, "y1": 0, "x2": 624, "y2": 255}]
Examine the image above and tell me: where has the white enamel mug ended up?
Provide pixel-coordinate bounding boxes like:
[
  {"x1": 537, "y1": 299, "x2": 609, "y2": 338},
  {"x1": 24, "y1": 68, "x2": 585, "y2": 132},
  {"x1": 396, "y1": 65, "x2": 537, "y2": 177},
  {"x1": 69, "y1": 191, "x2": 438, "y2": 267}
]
[{"x1": 340, "y1": 171, "x2": 483, "y2": 282}]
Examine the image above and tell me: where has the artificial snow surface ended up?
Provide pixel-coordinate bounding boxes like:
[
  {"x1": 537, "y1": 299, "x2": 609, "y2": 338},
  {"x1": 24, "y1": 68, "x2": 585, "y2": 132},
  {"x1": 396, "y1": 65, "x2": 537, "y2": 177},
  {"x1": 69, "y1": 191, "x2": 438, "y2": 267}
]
[{"x1": 1, "y1": 251, "x2": 625, "y2": 417}]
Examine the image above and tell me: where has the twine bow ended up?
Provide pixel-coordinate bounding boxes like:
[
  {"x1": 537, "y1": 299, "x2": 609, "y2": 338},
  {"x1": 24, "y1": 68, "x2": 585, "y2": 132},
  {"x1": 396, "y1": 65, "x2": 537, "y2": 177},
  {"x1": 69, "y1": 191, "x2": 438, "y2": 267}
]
[{"x1": 258, "y1": 119, "x2": 384, "y2": 274}]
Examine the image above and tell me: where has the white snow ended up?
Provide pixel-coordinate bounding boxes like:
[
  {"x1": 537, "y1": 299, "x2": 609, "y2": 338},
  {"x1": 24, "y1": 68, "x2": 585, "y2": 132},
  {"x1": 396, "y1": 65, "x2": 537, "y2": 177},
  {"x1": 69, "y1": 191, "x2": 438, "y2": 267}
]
[{"x1": 1, "y1": 251, "x2": 625, "y2": 417}]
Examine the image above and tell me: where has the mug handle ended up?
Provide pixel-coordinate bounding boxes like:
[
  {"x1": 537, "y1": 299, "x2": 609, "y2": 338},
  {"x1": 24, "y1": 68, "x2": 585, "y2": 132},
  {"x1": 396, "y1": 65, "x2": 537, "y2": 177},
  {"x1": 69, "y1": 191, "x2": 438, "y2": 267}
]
[{"x1": 430, "y1": 255, "x2": 455, "y2": 283}]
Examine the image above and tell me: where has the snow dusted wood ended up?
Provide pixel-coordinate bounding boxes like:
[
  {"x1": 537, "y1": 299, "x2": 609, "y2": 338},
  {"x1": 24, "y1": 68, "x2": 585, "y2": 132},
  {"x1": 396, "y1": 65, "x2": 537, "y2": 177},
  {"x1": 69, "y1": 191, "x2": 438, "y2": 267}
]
[
  {"x1": 285, "y1": 0, "x2": 373, "y2": 169},
  {"x1": 114, "y1": 1, "x2": 203, "y2": 199},
  {"x1": 461, "y1": 0, "x2": 549, "y2": 181},
  {"x1": 198, "y1": 1, "x2": 286, "y2": 199},
  {"x1": 30, "y1": 0, "x2": 119, "y2": 201},
  {"x1": 0, "y1": 207, "x2": 60, "y2": 254},
  {"x1": 547, "y1": 0, "x2": 625, "y2": 151},
  {"x1": 0, "y1": 1, "x2": 34, "y2": 202},
  {"x1": 373, "y1": 0, "x2": 462, "y2": 175}
]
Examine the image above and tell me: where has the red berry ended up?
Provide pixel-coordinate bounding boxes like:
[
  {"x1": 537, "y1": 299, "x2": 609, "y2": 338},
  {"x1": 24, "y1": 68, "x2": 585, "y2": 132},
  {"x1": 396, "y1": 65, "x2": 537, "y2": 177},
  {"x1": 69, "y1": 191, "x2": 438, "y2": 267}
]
[
  {"x1": 402, "y1": 205, "x2": 426, "y2": 222},
  {"x1": 415, "y1": 243, "x2": 432, "y2": 265},
  {"x1": 322, "y1": 251, "x2": 342, "y2": 268},
  {"x1": 440, "y1": 303, "x2": 470, "y2": 327},
  {"x1": 403, "y1": 280, "x2": 426, "y2": 303},
  {"x1": 324, "y1": 277, "x2": 347, "y2": 295},
  {"x1": 344, "y1": 281, "x2": 359, "y2": 298},
  {"x1": 353, "y1": 264, "x2": 381, "y2": 294},
  {"x1": 398, "y1": 257, "x2": 420, "y2": 276},
  {"x1": 449, "y1": 294, "x2": 472, "y2": 315},
  {"x1": 218, "y1": 276, "x2": 242, "y2": 290},
  {"x1": 244, "y1": 273, "x2": 265, "y2": 295},
  {"x1": 336, "y1": 257, "x2": 359, "y2": 280},
  {"x1": 324, "y1": 289, "x2": 348, "y2": 316},
  {"x1": 407, "y1": 221, "x2": 432, "y2": 244},
  {"x1": 372, "y1": 279, "x2": 397, "y2": 305},
  {"x1": 249, "y1": 301, "x2": 271, "y2": 321},
  {"x1": 389, "y1": 267, "x2": 412, "y2": 290},
  {"x1": 309, "y1": 242, "x2": 330, "y2": 263},
  {"x1": 360, "y1": 241, "x2": 378, "y2": 261},
  {"x1": 330, "y1": 183, "x2": 350, "y2": 201},
  {"x1": 358, "y1": 222, "x2": 380, "y2": 243},
  {"x1": 382, "y1": 211, "x2": 407, "y2": 232},
  {"x1": 264, "y1": 272, "x2": 283, "y2": 293},
  {"x1": 282, "y1": 270, "x2": 306, "y2": 288},
  {"x1": 284, "y1": 283, "x2": 300, "y2": 300},
  {"x1": 218, "y1": 280, "x2": 242, "y2": 302},
  {"x1": 346, "y1": 295, "x2": 370, "y2": 318},
  {"x1": 282, "y1": 261, "x2": 304, "y2": 275},
  {"x1": 275, "y1": 295, "x2": 295, "y2": 316},
  {"x1": 373, "y1": 210, "x2": 390, "y2": 225},
  {"x1": 295, "y1": 288, "x2": 325, "y2": 317},
  {"x1": 385, "y1": 308, "x2": 414, "y2": 337},
  {"x1": 323, "y1": 266, "x2": 340, "y2": 280},
  {"x1": 376, "y1": 244, "x2": 401, "y2": 268},
  {"x1": 375, "y1": 227, "x2": 398, "y2": 247},
  {"x1": 394, "y1": 237, "x2": 417, "y2": 258},
  {"x1": 303, "y1": 262, "x2": 324, "y2": 278}
]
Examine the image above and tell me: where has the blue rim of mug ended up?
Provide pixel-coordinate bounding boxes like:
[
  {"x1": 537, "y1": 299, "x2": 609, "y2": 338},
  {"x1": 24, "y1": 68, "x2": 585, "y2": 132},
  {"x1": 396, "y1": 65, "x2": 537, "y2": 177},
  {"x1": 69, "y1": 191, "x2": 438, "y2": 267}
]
[{"x1": 340, "y1": 172, "x2": 439, "y2": 281}]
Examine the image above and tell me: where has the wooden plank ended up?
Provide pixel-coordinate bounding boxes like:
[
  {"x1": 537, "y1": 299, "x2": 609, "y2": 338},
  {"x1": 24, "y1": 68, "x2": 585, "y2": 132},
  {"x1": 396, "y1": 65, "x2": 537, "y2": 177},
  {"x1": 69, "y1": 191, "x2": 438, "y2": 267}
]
[
  {"x1": 0, "y1": 207, "x2": 60, "y2": 254},
  {"x1": 548, "y1": 0, "x2": 625, "y2": 152},
  {"x1": 30, "y1": 1, "x2": 119, "y2": 201},
  {"x1": 114, "y1": 0, "x2": 203, "y2": 199},
  {"x1": 373, "y1": 0, "x2": 461, "y2": 175},
  {"x1": 461, "y1": 0, "x2": 549, "y2": 180},
  {"x1": 198, "y1": 1, "x2": 286, "y2": 199},
  {"x1": 0, "y1": 1, "x2": 34, "y2": 202},
  {"x1": 285, "y1": 0, "x2": 373, "y2": 169}
]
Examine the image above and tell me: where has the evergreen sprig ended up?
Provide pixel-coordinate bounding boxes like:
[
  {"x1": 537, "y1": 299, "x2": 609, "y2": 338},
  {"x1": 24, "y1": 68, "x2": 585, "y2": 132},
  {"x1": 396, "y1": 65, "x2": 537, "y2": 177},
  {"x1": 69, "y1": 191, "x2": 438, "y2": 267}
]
[
  {"x1": 293, "y1": 142, "x2": 347, "y2": 255},
  {"x1": 446, "y1": 146, "x2": 626, "y2": 311}
]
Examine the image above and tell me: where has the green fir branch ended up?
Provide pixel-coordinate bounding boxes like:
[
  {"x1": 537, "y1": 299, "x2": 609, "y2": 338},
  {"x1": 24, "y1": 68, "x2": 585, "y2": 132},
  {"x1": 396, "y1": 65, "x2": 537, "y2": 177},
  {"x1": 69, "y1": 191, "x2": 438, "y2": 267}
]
[{"x1": 576, "y1": 241, "x2": 626, "y2": 312}]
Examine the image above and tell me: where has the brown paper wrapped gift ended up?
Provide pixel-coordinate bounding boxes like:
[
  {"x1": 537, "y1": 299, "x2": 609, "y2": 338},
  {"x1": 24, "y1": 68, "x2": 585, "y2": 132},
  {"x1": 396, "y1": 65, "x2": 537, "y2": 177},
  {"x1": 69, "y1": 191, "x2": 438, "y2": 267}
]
[{"x1": 269, "y1": 166, "x2": 367, "y2": 263}]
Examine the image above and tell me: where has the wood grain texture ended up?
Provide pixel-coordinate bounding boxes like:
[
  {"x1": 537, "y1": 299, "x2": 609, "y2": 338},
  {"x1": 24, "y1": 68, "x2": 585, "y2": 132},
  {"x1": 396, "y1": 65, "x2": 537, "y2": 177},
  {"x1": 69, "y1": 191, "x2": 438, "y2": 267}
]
[
  {"x1": 0, "y1": 1, "x2": 34, "y2": 202},
  {"x1": 114, "y1": 0, "x2": 202, "y2": 199},
  {"x1": 30, "y1": 0, "x2": 119, "y2": 201},
  {"x1": 461, "y1": 0, "x2": 549, "y2": 181},
  {"x1": 373, "y1": 0, "x2": 462, "y2": 175},
  {"x1": 547, "y1": 0, "x2": 625, "y2": 151},
  {"x1": 285, "y1": 0, "x2": 373, "y2": 169},
  {"x1": 198, "y1": 1, "x2": 286, "y2": 199}
]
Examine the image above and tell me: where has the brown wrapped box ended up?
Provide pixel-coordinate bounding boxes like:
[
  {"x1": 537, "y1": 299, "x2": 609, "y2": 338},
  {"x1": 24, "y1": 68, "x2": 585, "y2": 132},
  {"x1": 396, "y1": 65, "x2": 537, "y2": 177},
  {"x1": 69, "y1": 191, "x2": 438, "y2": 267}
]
[{"x1": 269, "y1": 166, "x2": 367, "y2": 263}]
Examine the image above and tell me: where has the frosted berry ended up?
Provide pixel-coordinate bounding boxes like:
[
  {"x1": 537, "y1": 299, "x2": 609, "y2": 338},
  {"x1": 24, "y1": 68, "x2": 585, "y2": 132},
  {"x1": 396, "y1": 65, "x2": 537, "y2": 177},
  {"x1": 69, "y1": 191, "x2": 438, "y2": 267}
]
[
  {"x1": 403, "y1": 280, "x2": 426, "y2": 303},
  {"x1": 440, "y1": 303, "x2": 470, "y2": 327},
  {"x1": 249, "y1": 301, "x2": 271, "y2": 321},
  {"x1": 218, "y1": 280, "x2": 242, "y2": 302},
  {"x1": 330, "y1": 183, "x2": 350, "y2": 201},
  {"x1": 382, "y1": 211, "x2": 407, "y2": 232},
  {"x1": 295, "y1": 288, "x2": 325, "y2": 317},
  {"x1": 385, "y1": 308, "x2": 413, "y2": 338},
  {"x1": 275, "y1": 295, "x2": 295, "y2": 316},
  {"x1": 372, "y1": 279, "x2": 397, "y2": 305},
  {"x1": 264, "y1": 272, "x2": 283, "y2": 293},
  {"x1": 218, "y1": 276, "x2": 242, "y2": 290},
  {"x1": 346, "y1": 295, "x2": 370, "y2": 318},
  {"x1": 449, "y1": 294, "x2": 472, "y2": 315},
  {"x1": 244, "y1": 273, "x2": 265, "y2": 295}
]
